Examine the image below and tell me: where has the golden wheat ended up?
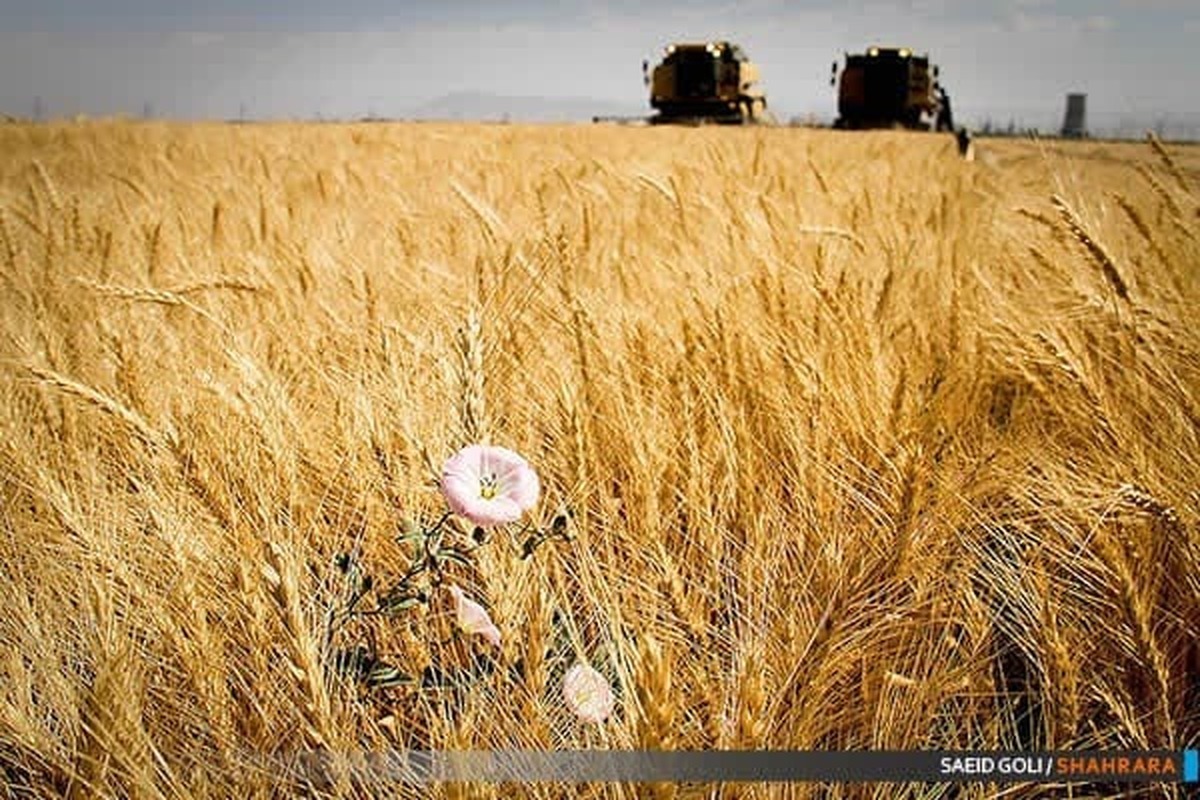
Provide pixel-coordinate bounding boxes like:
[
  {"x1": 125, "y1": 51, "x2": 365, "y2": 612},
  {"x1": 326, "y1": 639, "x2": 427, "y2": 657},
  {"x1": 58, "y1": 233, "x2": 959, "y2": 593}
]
[{"x1": 0, "y1": 121, "x2": 1196, "y2": 799}]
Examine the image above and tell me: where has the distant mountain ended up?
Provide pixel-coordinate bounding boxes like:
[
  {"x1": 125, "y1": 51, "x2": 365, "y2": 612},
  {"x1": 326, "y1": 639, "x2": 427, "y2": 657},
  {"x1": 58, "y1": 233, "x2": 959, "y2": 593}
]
[{"x1": 404, "y1": 91, "x2": 645, "y2": 123}]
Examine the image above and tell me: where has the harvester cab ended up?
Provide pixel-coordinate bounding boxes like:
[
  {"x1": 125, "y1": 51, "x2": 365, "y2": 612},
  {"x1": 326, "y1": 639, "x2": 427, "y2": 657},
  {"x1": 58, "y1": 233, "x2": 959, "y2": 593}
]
[
  {"x1": 646, "y1": 41, "x2": 769, "y2": 125},
  {"x1": 832, "y1": 46, "x2": 955, "y2": 132}
]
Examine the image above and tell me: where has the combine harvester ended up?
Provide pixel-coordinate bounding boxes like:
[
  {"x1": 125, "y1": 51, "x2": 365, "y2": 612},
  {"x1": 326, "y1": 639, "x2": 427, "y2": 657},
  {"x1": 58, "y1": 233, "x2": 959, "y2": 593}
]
[
  {"x1": 830, "y1": 45, "x2": 971, "y2": 154},
  {"x1": 647, "y1": 41, "x2": 773, "y2": 125},
  {"x1": 594, "y1": 41, "x2": 773, "y2": 126}
]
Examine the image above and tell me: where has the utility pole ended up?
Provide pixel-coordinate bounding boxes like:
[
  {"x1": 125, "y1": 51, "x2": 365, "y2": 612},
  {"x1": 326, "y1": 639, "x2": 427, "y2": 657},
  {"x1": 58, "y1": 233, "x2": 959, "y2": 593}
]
[{"x1": 33, "y1": 95, "x2": 44, "y2": 122}]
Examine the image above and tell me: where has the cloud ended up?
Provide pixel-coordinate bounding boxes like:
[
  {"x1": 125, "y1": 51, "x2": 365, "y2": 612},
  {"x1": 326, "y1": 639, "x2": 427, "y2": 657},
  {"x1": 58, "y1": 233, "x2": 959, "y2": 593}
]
[
  {"x1": 183, "y1": 32, "x2": 228, "y2": 47},
  {"x1": 1004, "y1": 8, "x2": 1117, "y2": 36},
  {"x1": 1115, "y1": 0, "x2": 1195, "y2": 9}
]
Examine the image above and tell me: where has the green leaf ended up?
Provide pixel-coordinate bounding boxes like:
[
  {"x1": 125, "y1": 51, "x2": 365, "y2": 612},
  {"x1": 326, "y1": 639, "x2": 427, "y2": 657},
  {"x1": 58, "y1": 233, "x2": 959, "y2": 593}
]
[
  {"x1": 333, "y1": 646, "x2": 373, "y2": 677},
  {"x1": 378, "y1": 588, "x2": 427, "y2": 615},
  {"x1": 333, "y1": 647, "x2": 415, "y2": 690},
  {"x1": 521, "y1": 536, "x2": 538, "y2": 559},
  {"x1": 366, "y1": 664, "x2": 415, "y2": 689},
  {"x1": 397, "y1": 518, "x2": 428, "y2": 546},
  {"x1": 436, "y1": 547, "x2": 474, "y2": 568}
]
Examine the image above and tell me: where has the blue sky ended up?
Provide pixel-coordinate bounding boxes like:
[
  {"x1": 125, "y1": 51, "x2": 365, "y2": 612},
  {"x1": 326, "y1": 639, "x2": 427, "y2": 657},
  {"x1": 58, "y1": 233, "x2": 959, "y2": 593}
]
[{"x1": 1, "y1": 1, "x2": 1195, "y2": 130}]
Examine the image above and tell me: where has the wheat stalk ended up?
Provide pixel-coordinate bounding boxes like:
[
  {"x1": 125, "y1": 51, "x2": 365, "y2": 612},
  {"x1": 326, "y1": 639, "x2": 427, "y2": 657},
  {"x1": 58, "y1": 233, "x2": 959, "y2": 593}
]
[
  {"x1": 1146, "y1": 131, "x2": 1192, "y2": 197},
  {"x1": 1111, "y1": 191, "x2": 1171, "y2": 267},
  {"x1": 1093, "y1": 522, "x2": 1177, "y2": 748},
  {"x1": 1135, "y1": 162, "x2": 1184, "y2": 220},
  {"x1": 72, "y1": 278, "x2": 233, "y2": 337},
  {"x1": 735, "y1": 650, "x2": 768, "y2": 749},
  {"x1": 23, "y1": 363, "x2": 167, "y2": 449},
  {"x1": 31, "y1": 159, "x2": 63, "y2": 212},
  {"x1": 635, "y1": 634, "x2": 677, "y2": 799},
  {"x1": 796, "y1": 225, "x2": 867, "y2": 253},
  {"x1": 166, "y1": 277, "x2": 264, "y2": 295},
  {"x1": 0, "y1": 206, "x2": 19, "y2": 267},
  {"x1": 451, "y1": 180, "x2": 508, "y2": 248},
  {"x1": 1050, "y1": 194, "x2": 1131, "y2": 302},
  {"x1": 454, "y1": 307, "x2": 488, "y2": 446},
  {"x1": 1031, "y1": 332, "x2": 1119, "y2": 448},
  {"x1": 69, "y1": 579, "x2": 162, "y2": 800},
  {"x1": 259, "y1": 542, "x2": 336, "y2": 751}
]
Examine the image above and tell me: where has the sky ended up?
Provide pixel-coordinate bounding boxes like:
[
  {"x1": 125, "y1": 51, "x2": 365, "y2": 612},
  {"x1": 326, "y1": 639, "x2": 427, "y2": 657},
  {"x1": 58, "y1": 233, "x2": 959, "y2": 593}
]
[{"x1": 1, "y1": 1, "x2": 1196, "y2": 133}]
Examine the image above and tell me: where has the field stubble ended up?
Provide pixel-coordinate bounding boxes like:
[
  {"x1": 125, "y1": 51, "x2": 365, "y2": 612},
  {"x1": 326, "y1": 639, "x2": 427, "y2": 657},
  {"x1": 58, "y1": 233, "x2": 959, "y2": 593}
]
[{"x1": 0, "y1": 120, "x2": 1198, "y2": 798}]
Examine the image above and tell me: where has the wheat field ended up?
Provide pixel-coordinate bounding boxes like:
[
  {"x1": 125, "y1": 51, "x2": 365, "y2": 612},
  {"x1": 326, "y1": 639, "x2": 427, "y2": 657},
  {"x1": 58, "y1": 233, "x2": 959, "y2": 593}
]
[{"x1": 0, "y1": 119, "x2": 1197, "y2": 799}]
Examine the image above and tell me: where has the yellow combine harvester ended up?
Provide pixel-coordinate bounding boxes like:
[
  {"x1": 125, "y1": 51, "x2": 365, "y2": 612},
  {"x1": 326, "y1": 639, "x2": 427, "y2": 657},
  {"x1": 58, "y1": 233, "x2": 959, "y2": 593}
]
[
  {"x1": 830, "y1": 45, "x2": 971, "y2": 155},
  {"x1": 831, "y1": 46, "x2": 955, "y2": 132},
  {"x1": 643, "y1": 41, "x2": 770, "y2": 125}
]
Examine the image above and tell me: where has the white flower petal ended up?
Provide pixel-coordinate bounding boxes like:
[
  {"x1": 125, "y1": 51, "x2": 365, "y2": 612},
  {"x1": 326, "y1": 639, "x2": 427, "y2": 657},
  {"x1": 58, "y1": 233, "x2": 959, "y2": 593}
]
[
  {"x1": 563, "y1": 662, "x2": 614, "y2": 724},
  {"x1": 440, "y1": 443, "x2": 540, "y2": 528},
  {"x1": 448, "y1": 585, "x2": 501, "y2": 648},
  {"x1": 502, "y1": 463, "x2": 541, "y2": 512}
]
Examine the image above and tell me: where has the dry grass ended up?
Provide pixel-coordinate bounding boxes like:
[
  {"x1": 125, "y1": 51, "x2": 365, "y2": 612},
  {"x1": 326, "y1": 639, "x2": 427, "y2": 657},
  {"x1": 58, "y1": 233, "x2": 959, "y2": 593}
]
[{"x1": 0, "y1": 120, "x2": 1198, "y2": 799}]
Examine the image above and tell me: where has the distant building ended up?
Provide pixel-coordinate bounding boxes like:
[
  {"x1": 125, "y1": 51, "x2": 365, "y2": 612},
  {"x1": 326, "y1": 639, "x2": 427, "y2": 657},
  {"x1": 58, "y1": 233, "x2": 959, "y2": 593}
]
[{"x1": 1061, "y1": 93, "x2": 1087, "y2": 138}]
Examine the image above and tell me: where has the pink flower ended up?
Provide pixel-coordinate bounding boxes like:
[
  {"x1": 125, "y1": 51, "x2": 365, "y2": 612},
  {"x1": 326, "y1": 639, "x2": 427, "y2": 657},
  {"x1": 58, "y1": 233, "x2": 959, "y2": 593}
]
[
  {"x1": 563, "y1": 662, "x2": 614, "y2": 724},
  {"x1": 441, "y1": 444, "x2": 540, "y2": 528},
  {"x1": 447, "y1": 585, "x2": 501, "y2": 648}
]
